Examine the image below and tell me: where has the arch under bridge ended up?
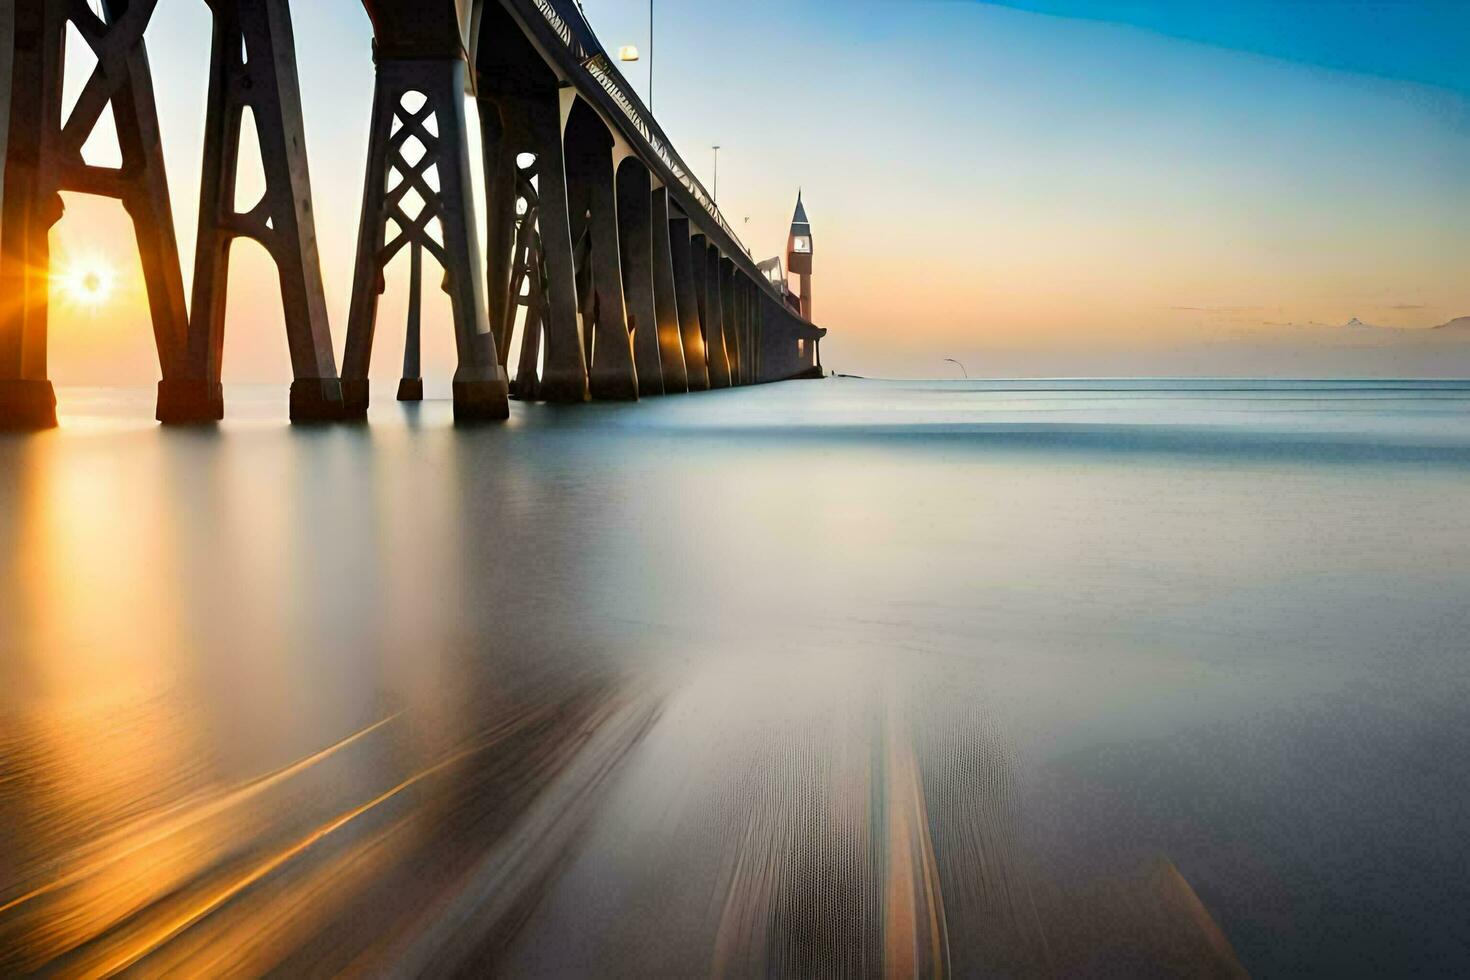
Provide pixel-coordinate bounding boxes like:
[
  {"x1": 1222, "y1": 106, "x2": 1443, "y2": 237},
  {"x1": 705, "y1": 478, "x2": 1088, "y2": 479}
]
[{"x1": 0, "y1": 0, "x2": 827, "y2": 428}]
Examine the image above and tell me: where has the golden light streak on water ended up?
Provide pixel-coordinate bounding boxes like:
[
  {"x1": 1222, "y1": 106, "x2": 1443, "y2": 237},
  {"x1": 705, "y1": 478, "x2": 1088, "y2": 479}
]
[
  {"x1": 0, "y1": 713, "x2": 401, "y2": 919},
  {"x1": 65, "y1": 737, "x2": 499, "y2": 977},
  {"x1": 882, "y1": 695, "x2": 950, "y2": 978}
]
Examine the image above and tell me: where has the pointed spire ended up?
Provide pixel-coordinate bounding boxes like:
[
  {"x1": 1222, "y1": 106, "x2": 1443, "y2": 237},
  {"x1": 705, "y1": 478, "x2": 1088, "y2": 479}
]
[{"x1": 791, "y1": 189, "x2": 810, "y2": 228}]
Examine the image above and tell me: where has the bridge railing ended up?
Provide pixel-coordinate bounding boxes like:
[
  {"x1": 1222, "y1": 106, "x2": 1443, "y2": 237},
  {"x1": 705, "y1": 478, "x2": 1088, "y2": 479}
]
[{"x1": 526, "y1": 0, "x2": 749, "y2": 260}]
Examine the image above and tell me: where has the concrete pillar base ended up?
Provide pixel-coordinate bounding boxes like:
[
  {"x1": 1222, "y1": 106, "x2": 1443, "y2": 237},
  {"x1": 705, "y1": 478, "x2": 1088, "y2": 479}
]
[
  {"x1": 538, "y1": 370, "x2": 590, "y2": 404},
  {"x1": 452, "y1": 378, "x2": 511, "y2": 423},
  {"x1": 590, "y1": 375, "x2": 639, "y2": 402},
  {"x1": 290, "y1": 379, "x2": 347, "y2": 423},
  {"x1": 340, "y1": 379, "x2": 371, "y2": 420},
  {"x1": 156, "y1": 380, "x2": 224, "y2": 424},
  {"x1": 0, "y1": 381, "x2": 59, "y2": 430},
  {"x1": 396, "y1": 378, "x2": 424, "y2": 402}
]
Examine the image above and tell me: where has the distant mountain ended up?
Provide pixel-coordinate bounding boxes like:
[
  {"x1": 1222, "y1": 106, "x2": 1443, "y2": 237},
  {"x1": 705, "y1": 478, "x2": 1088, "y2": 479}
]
[
  {"x1": 1335, "y1": 316, "x2": 1470, "y2": 333},
  {"x1": 1339, "y1": 316, "x2": 1407, "y2": 332}
]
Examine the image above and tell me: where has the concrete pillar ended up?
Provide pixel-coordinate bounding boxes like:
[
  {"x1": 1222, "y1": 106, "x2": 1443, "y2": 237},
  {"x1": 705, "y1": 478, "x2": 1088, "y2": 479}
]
[
  {"x1": 341, "y1": 57, "x2": 508, "y2": 422},
  {"x1": 0, "y1": 0, "x2": 12, "y2": 339},
  {"x1": 742, "y1": 278, "x2": 754, "y2": 384},
  {"x1": 740, "y1": 277, "x2": 752, "y2": 384},
  {"x1": 513, "y1": 255, "x2": 544, "y2": 400},
  {"x1": 564, "y1": 102, "x2": 637, "y2": 401},
  {"x1": 0, "y1": 0, "x2": 52, "y2": 429},
  {"x1": 479, "y1": 99, "x2": 519, "y2": 370},
  {"x1": 498, "y1": 196, "x2": 534, "y2": 376},
  {"x1": 669, "y1": 217, "x2": 708, "y2": 390},
  {"x1": 615, "y1": 158, "x2": 663, "y2": 397},
  {"x1": 704, "y1": 243, "x2": 731, "y2": 388},
  {"x1": 731, "y1": 275, "x2": 744, "y2": 385},
  {"x1": 739, "y1": 273, "x2": 752, "y2": 383},
  {"x1": 506, "y1": 93, "x2": 586, "y2": 402},
  {"x1": 397, "y1": 242, "x2": 423, "y2": 400},
  {"x1": 471, "y1": 1, "x2": 585, "y2": 403},
  {"x1": 1, "y1": 0, "x2": 189, "y2": 430},
  {"x1": 649, "y1": 189, "x2": 688, "y2": 393},
  {"x1": 737, "y1": 277, "x2": 751, "y2": 385},
  {"x1": 173, "y1": 0, "x2": 343, "y2": 424},
  {"x1": 720, "y1": 257, "x2": 740, "y2": 387},
  {"x1": 752, "y1": 280, "x2": 766, "y2": 382},
  {"x1": 570, "y1": 198, "x2": 594, "y2": 371},
  {"x1": 755, "y1": 290, "x2": 770, "y2": 383}
]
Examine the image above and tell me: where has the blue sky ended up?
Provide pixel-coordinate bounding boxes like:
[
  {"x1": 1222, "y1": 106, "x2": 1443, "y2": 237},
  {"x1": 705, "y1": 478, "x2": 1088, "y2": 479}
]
[{"x1": 973, "y1": 1, "x2": 1470, "y2": 97}]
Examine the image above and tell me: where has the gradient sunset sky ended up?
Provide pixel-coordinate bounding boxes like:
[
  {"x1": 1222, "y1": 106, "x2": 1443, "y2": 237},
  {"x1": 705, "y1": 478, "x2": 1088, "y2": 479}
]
[{"x1": 46, "y1": 0, "x2": 1470, "y2": 382}]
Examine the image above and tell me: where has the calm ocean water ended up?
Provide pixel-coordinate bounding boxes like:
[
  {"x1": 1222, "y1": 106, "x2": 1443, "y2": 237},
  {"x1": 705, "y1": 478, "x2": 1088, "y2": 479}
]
[{"x1": 2, "y1": 378, "x2": 1468, "y2": 974}]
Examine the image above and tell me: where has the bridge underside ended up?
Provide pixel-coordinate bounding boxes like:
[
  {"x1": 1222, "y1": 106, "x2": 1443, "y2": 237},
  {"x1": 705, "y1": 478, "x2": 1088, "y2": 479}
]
[{"x1": 0, "y1": 0, "x2": 825, "y2": 429}]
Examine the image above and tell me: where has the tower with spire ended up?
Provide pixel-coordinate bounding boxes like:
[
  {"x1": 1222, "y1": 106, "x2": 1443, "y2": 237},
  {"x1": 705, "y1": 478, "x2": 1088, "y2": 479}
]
[{"x1": 785, "y1": 191, "x2": 813, "y2": 321}]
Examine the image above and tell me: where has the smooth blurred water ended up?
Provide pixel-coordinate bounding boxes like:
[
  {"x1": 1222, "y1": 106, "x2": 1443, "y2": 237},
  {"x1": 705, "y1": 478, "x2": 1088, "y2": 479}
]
[{"x1": 2, "y1": 379, "x2": 1468, "y2": 975}]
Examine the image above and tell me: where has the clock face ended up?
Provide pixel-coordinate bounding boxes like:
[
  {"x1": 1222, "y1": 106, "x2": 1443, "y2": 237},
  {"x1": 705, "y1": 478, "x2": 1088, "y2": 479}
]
[{"x1": 794, "y1": 237, "x2": 810, "y2": 253}]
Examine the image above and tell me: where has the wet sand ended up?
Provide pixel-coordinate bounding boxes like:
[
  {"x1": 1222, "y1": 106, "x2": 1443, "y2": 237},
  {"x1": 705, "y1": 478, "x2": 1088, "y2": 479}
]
[{"x1": 2, "y1": 380, "x2": 1469, "y2": 974}]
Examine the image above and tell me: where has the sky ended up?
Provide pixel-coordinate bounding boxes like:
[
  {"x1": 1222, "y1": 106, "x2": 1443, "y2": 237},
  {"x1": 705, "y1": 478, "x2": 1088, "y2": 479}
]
[{"x1": 38, "y1": 0, "x2": 1470, "y2": 382}]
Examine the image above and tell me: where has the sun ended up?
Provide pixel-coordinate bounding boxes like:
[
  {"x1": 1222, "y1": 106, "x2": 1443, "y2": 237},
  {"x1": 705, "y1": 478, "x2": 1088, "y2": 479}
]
[{"x1": 57, "y1": 256, "x2": 117, "y2": 308}]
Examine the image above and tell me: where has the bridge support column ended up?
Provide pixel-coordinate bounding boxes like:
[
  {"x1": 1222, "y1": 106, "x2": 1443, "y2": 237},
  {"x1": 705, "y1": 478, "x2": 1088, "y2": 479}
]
[
  {"x1": 341, "y1": 58, "x2": 507, "y2": 423},
  {"x1": 479, "y1": 101, "x2": 517, "y2": 370},
  {"x1": 758, "y1": 282, "x2": 770, "y2": 382},
  {"x1": 564, "y1": 102, "x2": 637, "y2": 401},
  {"x1": 730, "y1": 275, "x2": 743, "y2": 385},
  {"x1": 495, "y1": 150, "x2": 551, "y2": 402},
  {"x1": 0, "y1": 0, "x2": 22, "y2": 426},
  {"x1": 743, "y1": 279, "x2": 756, "y2": 384},
  {"x1": 511, "y1": 259, "x2": 545, "y2": 400},
  {"x1": 487, "y1": 93, "x2": 587, "y2": 402},
  {"x1": 615, "y1": 159, "x2": 662, "y2": 397},
  {"x1": 669, "y1": 218, "x2": 707, "y2": 390},
  {"x1": 472, "y1": 0, "x2": 586, "y2": 403},
  {"x1": 397, "y1": 242, "x2": 423, "y2": 400},
  {"x1": 734, "y1": 276, "x2": 748, "y2": 385},
  {"x1": 704, "y1": 243, "x2": 731, "y2": 388},
  {"x1": 745, "y1": 277, "x2": 756, "y2": 383},
  {"x1": 720, "y1": 258, "x2": 740, "y2": 386},
  {"x1": 172, "y1": 0, "x2": 343, "y2": 424},
  {"x1": 689, "y1": 233, "x2": 711, "y2": 386},
  {"x1": 756, "y1": 293, "x2": 771, "y2": 383},
  {"x1": 1, "y1": 0, "x2": 189, "y2": 430},
  {"x1": 649, "y1": 189, "x2": 688, "y2": 393}
]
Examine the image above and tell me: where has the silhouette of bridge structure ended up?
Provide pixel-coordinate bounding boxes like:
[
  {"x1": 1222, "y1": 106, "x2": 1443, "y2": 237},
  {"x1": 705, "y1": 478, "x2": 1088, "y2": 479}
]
[{"x1": 0, "y1": 0, "x2": 827, "y2": 428}]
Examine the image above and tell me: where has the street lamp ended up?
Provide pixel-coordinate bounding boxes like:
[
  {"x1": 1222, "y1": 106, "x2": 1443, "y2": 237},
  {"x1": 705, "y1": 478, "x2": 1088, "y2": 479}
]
[
  {"x1": 617, "y1": 1, "x2": 654, "y2": 108},
  {"x1": 712, "y1": 144, "x2": 720, "y2": 203}
]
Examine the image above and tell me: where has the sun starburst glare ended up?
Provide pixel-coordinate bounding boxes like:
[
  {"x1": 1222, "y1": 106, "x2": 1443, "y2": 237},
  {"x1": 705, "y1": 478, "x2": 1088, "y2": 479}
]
[{"x1": 56, "y1": 255, "x2": 117, "y2": 309}]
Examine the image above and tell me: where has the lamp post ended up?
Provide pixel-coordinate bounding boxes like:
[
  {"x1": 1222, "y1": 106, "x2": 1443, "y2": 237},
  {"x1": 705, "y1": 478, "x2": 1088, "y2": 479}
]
[
  {"x1": 617, "y1": 1, "x2": 654, "y2": 108},
  {"x1": 712, "y1": 144, "x2": 720, "y2": 204}
]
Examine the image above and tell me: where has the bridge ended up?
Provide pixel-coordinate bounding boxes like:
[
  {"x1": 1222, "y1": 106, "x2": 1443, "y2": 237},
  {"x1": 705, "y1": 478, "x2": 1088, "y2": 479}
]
[{"x1": 0, "y1": 0, "x2": 827, "y2": 428}]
